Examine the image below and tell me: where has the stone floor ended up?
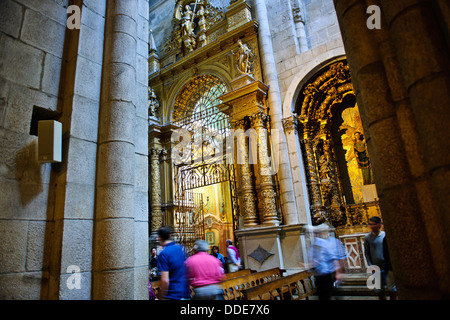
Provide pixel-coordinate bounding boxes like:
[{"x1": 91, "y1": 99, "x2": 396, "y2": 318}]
[{"x1": 308, "y1": 273, "x2": 389, "y2": 300}]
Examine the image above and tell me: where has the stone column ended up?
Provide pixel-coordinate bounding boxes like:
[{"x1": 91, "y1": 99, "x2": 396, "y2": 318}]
[
  {"x1": 253, "y1": 0, "x2": 298, "y2": 223},
  {"x1": 92, "y1": 0, "x2": 138, "y2": 300},
  {"x1": 334, "y1": 0, "x2": 450, "y2": 298},
  {"x1": 378, "y1": 0, "x2": 450, "y2": 298},
  {"x1": 150, "y1": 148, "x2": 163, "y2": 236},
  {"x1": 282, "y1": 114, "x2": 311, "y2": 224},
  {"x1": 250, "y1": 111, "x2": 280, "y2": 226},
  {"x1": 233, "y1": 119, "x2": 259, "y2": 228}
]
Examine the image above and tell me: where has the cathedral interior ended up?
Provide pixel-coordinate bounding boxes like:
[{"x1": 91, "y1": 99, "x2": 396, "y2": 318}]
[{"x1": 0, "y1": 0, "x2": 449, "y2": 300}]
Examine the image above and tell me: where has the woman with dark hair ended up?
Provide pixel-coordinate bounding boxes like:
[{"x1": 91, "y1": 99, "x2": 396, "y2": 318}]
[{"x1": 211, "y1": 246, "x2": 226, "y2": 271}]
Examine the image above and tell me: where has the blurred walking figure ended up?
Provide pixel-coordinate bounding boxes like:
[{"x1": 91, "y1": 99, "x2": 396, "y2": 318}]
[
  {"x1": 364, "y1": 216, "x2": 397, "y2": 300},
  {"x1": 308, "y1": 224, "x2": 347, "y2": 300},
  {"x1": 185, "y1": 240, "x2": 225, "y2": 300},
  {"x1": 156, "y1": 227, "x2": 190, "y2": 300},
  {"x1": 226, "y1": 239, "x2": 241, "y2": 273}
]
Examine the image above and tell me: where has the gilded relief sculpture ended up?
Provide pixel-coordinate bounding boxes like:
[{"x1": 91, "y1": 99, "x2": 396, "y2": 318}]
[
  {"x1": 340, "y1": 104, "x2": 374, "y2": 202},
  {"x1": 168, "y1": 0, "x2": 225, "y2": 56},
  {"x1": 236, "y1": 39, "x2": 255, "y2": 75},
  {"x1": 181, "y1": 5, "x2": 194, "y2": 36},
  {"x1": 148, "y1": 87, "x2": 159, "y2": 119}
]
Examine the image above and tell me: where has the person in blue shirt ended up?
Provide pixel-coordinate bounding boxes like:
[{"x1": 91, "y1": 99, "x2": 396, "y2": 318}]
[
  {"x1": 211, "y1": 245, "x2": 226, "y2": 271},
  {"x1": 308, "y1": 224, "x2": 347, "y2": 300},
  {"x1": 156, "y1": 227, "x2": 190, "y2": 300}
]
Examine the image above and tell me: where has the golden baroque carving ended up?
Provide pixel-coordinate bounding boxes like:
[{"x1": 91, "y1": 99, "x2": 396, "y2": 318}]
[
  {"x1": 148, "y1": 87, "x2": 160, "y2": 119},
  {"x1": 150, "y1": 148, "x2": 163, "y2": 231},
  {"x1": 234, "y1": 39, "x2": 255, "y2": 76},
  {"x1": 165, "y1": 0, "x2": 226, "y2": 55},
  {"x1": 300, "y1": 62, "x2": 352, "y2": 119}
]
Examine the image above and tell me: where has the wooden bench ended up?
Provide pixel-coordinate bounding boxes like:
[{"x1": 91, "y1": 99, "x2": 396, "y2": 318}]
[
  {"x1": 223, "y1": 268, "x2": 255, "y2": 281},
  {"x1": 240, "y1": 270, "x2": 316, "y2": 300},
  {"x1": 220, "y1": 267, "x2": 285, "y2": 300},
  {"x1": 150, "y1": 269, "x2": 255, "y2": 299},
  {"x1": 150, "y1": 280, "x2": 161, "y2": 299}
]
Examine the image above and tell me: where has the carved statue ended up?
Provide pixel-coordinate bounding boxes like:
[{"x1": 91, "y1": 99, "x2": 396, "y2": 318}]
[
  {"x1": 236, "y1": 40, "x2": 254, "y2": 75},
  {"x1": 164, "y1": 0, "x2": 226, "y2": 55},
  {"x1": 353, "y1": 132, "x2": 373, "y2": 185},
  {"x1": 196, "y1": 5, "x2": 208, "y2": 32},
  {"x1": 184, "y1": 35, "x2": 196, "y2": 52},
  {"x1": 340, "y1": 106, "x2": 374, "y2": 185},
  {"x1": 182, "y1": 5, "x2": 194, "y2": 36},
  {"x1": 148, "y1": 87, "x2": 159, "y2": 118},
  {"x1": 174, "y1": 0, "x2": 183, "y2": 20}
]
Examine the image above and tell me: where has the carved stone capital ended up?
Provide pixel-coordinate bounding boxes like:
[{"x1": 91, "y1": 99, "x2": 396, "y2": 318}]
[
  {"x1": 249, "y1": 111, "x2": 268, "y2": 128},
  {"x1": 231, "y1": 118, "x2": 248, "y2": 130},
  {"x1": 150, "y1": 148, "x2": 163, "y2": 160},
  {"x1": 282, "y1": 114, "x2": 299, "y2": 132}
]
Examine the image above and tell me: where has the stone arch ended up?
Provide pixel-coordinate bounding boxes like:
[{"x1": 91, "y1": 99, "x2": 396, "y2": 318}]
[
  {"x1": 282, "y1": 53, "x2": 346, "y2": 118},
  {"x1": 293, "y1": 60, "x2": 380, "y2": 229},
  {"x1": 164, "y1": 68, "x2": 232, "y2": 124},
  {"x1": 281, "y1": 52, "x2": 347, "y2": 227},
  {"x1": 170, "y1": 73, "x2": 229, "y2": 123}
]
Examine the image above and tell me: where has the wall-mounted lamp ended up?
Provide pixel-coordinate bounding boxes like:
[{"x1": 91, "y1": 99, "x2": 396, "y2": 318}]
[{"x1": 37, "y1": 120, "x2": 62, "y2": 163}]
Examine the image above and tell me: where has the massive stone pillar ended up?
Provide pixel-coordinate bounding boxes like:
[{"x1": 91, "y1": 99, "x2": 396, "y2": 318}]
[
  {"x1": 253, "y1": 0, "x2": 298, "y2": 224},
  {"x1": 92, "y1": 0, "x2": 141, "y2": 300},
  {"x1": 334, "y1": 0, "x2": 450, "y2": 299}
]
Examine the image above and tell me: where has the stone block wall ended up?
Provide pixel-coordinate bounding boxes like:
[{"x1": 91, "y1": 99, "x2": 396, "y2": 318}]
[
  {"x1": 263, "y1": 0, "x2": 345, "y2": 108},
  {"x1": 0, "y1": 0, "x2": 70, "y2": 300},
  {"x1": 0, "y1": 0, "x2": 150, "y2": 300}
]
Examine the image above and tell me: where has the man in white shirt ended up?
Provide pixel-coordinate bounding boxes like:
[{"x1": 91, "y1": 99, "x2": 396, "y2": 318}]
[{"x1": 226, "y1": 239, "x2": 241, "y2": 273}]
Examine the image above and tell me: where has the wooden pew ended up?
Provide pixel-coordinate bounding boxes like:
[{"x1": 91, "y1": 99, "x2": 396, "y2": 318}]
[
  {"x1": 223, "y1": 268, "x2": 255, "y2": 281},
  {"x1": 240, "y1": 270, "x2": 316, "y2": 300},
  {"x1": 220, "y1": 267, "x2": 285, "y2": 300},
  {"x1": 150, "y1": 280, "x2": 161, "y2": 299},
  {"x1": 150, "y1": 269, "x2": 255, "y2": 299}
]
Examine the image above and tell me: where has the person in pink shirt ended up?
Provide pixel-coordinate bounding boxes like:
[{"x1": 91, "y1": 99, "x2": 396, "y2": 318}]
[{"x1": 185, "y1": 240, "x2": 225, "y2": 300}]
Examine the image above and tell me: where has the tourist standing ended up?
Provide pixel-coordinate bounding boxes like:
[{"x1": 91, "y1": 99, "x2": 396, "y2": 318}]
[
  {"x1": 226, "y1": 239, "x2": 241, "y2": 273},
  {"x1": 364, "y1": 216, "x2": 397, "y2": 300},
  {"x1": 211, "y1": 245, "x2": 226, "y2": 270},
  {"x1": 185, "y1": 240, "x2": 225, "y2": 300},
  {"x1": 156, "y1": 227, "x2": 190, "y2": 300}
]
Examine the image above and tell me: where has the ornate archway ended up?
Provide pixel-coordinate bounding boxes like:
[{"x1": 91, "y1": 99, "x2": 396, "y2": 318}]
[
  {"x1": 171, "y1": 74, "x2": 238, "y2": 253},
  {"x1": 296, "y1": 61, "x2": 381, "y2": 233}
]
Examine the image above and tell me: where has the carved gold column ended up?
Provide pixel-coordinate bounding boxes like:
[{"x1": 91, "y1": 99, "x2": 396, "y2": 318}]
[
  {"x1": 250, "y1": 111, "x2": 280, "y2": 226},
  {"x1": 232, "y1": 119, "x2": 259, "y2": 227},
  {"x1": 150, "y1": 148, "x2": 163, "y2": 235},
  {"x1": 300, "y1": 118, "x2": 326, "y2": 224}
]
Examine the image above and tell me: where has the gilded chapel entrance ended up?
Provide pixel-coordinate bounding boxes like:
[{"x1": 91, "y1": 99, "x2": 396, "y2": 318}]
[
  {"x1": 296, "y1": 60, "x2": 383, "y2": 272},
  {"x1": 171, "y1": 75, "x2": 239, "y2": 253}
]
